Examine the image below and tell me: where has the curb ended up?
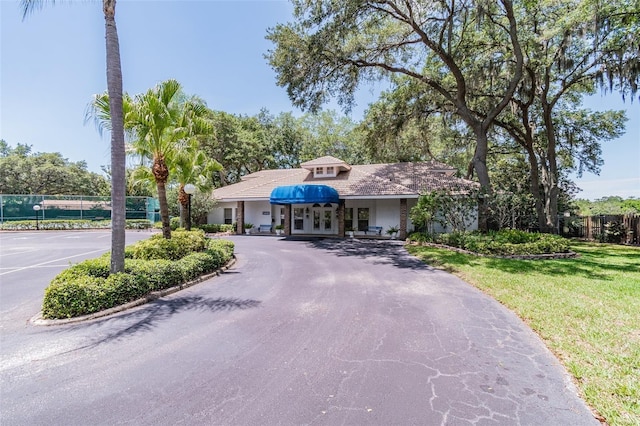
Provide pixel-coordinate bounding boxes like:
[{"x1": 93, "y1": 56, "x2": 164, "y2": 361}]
[{"x1": 30, "y1": 255, "x2": 237, "y2": 326}]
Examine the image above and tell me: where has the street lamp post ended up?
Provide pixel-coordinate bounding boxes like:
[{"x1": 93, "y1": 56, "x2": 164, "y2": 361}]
[
  {"x1": 184, "y1": 184, "x2": 196, "y2": 231},
  {"x1": 33, "y1": 205, "x2": 41, "y2": 230}
]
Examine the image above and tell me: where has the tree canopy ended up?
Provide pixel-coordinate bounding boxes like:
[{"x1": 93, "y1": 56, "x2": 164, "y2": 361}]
[{"x1": 0, "y1": 141, "x2": 110, "y2": 196}]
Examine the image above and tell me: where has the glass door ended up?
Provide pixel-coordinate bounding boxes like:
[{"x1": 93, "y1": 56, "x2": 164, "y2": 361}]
[{"x1": 312, "y1": 207, "x2": 334, "y2": 234}]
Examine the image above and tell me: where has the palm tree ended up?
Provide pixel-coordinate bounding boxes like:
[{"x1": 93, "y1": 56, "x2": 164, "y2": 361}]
[
  {"x1": 21, "y1": 0, "x2": 127, "y2": 273},
  {"x1": 174, "y1": 147, "x2": 222, "y2": 229},
  {"x1": 124, "y1": 79, "x2": 214, "y2": 238},
  {"x1": 88, "y1": 80, "x2": 215, "y2": 238}
]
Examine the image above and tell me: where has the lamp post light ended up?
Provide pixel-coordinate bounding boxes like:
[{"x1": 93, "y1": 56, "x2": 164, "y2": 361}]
[
  {"x1": 33, "y1": 204, "x2": 41, "y2": 230},
  {"x1": 184, "y1": 184, "x2": 196, "y2": 231}
]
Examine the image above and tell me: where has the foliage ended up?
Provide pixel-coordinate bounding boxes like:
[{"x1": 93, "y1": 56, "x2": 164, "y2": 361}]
[
  {"x1": 165, "y1": 186, "x2": 216, "y2": 226},
  {"x1": 199, "y1": 109, "x2": 366, "y2": 187},
  {"x1": 385, "y1": 225, "x2": 399, "y2": 235},
  {"x1": 42, "y1": 232, "x2": 235, "y2": 319},
  {"x1": 129, "y1": 229, "x2": 207, "y2": 260},
  {"x1": 406, "y1": 242, "x2": 640, "y2": 425},
  {"x1": 0, "y1": 141, "x2": 110, "y2": 195},
  {"x1": 267, "y1": 0, "x2": 530, "y2": 231},
  {"x1": 196, "y1": 223, "x2": 235, "y2": 233},
  {"x1": 244, "y1": 223, "x2": 254, "y2": 229},
  {"x1": 604, "y1": 221, "x2": 629, "y2": 244},
  {"x1": 0, "y1": 219, "x2": 151, "y2": 231},
  {"x1": 88, "y1": 79, "x2": 214, "y2": 240},
  {"x1": 574, "y1": 196, "x2": 640, "y2": 216},
  {"x1": 298, "y1": 110, "x2": 369, "y2": 165},
  {"x1": 359, "y1": 78, "x2": 475, "y2": 168},
  {"x1": 409, "y1": 193, "x2": 441, "y2": 234},
  {"x1": 410, "y1": 186, "x2": 479, "y2": 233},
  {"x1": 408, "y1": 229, "x2": 571, "y2": 256}
]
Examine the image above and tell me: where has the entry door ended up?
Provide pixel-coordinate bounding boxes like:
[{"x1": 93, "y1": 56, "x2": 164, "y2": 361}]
[{"x1": 312, "y1": 208, "x2": 334, "y2": 234}]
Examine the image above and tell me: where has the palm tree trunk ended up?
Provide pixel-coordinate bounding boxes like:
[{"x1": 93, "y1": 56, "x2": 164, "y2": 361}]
[
  {"x1": 103, "y1": 0, "x2": 126, "y2": 273},
  {"x1": 178, "y1": 184, "x2": 189, "y2": 228},
  {"x1": 157, "y1": 179, "x2": 171, "y2": 239},
  {"x1": 153, "y1": 156, "x2": 171, "y2": 239}
]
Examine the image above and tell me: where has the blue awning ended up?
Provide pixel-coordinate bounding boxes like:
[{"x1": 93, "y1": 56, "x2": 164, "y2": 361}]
[{"x1": 270, "y1": 185, "x2": 340, "y2": 205}]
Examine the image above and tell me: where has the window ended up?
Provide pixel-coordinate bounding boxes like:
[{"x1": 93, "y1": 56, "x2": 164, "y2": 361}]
[
  {"x1": 315, "y1": 167, "x2": 324, "y2": 175},
  {"x1": 326, "y1": 166, "x2": 335, "y2": 175},
  {"x1": 223, "y1": 208, "x2": 233, "y2": 225},
  {"x1": 293, "y1": 208, "x2": 305, "y2": 230},
  {"x1": 357, "y1": 208, "x2": 369, "y2": 231},
  {"x1": 345, "y1": 208, "x2": 354, "y2": 230}
]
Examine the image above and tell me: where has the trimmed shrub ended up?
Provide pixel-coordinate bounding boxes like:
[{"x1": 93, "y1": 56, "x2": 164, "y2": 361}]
[
  {"x1": 177, "y1": 252, "x2": 217, "y2": 281},
  {"x1": 125, "y1": 220, "x2": 152, "y2": 230},
  {"x1": 42, "y1": 231, "x2": 235, "y2": 319},
  {"x1": 43, "y1": 275, "x2": 107, "y2": 318},
  {"x1": 0, "y1": 219, "x2": 151, "y2": 231},
  {"x1": 410, "y1": 229, "x2": 570, "y2": 256},
  {"x1": 102, "y1": 273, "x2": 150, "y2": 305},
  {"x1": 197, "y1": 224, "x2": 235, "y2": 233},
  {"x1": 125, "y1": 259, "x2": 184, "y2": 291},
  {"x1": 129, "y1": 229, "x2": 207, "y2": 260}
]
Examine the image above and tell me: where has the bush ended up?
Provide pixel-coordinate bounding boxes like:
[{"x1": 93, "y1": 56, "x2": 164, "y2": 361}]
[
  {"x1": 129, "y1": 229, "x2": 207, "y2": 260},
  {"x1": 410, "y1": 229, "x2": 571, "y2": 256},
  {"x1": 42, "y1": 231, "x2": 235, "y2": 319},
  {"x1": 0, "y1": 219, "x2": 151, "y2": 231},
  {"x1": 125, "y1": 220, "x2": 152, "y2": 230},
  {"x1": 125, "y1": 259, "x2": 184, "y2": 291},
  {"x1": 196, "y1": 223, "x2": 235, "y2": 233},
  {"x1": 604, "y1": 221, "x2": 627, "y2": 244},
  {"x1": 43, "y1": 275, "x2": 107, "y2": 318}
]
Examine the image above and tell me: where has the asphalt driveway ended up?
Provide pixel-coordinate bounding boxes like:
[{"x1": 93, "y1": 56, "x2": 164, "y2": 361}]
[{"x1": 0, "y1": 233, "x2": 597, "y2": 425}]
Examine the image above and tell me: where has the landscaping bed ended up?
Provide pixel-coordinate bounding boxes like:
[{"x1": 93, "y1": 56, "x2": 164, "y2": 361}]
[
  {"x1": 1, "y1": 219, "x2": 153, "y2": 231},
  {"x1": 42, "y1": 229, "x2": 234, "y2": 319},
  {"x1": 408, "y1": 229, "x2": 573, "y2": 257}
]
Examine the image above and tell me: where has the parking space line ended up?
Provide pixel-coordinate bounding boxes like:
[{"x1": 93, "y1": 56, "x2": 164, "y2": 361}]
[
  {"x1": 0, "y1": 248, "x2": 107, "y2": 276},
  {"x1": 0, "y1": 248, "x2": 39, "y2": 258}
]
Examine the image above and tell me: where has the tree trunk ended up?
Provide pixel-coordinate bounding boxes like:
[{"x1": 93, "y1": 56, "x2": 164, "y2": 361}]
[
  {"x1": 523, "y1": 143, "x2": 546, "y2": 232},
  {"x1": 153, "y1": 156, "x2": 171, "y2": 239},
  {"x1": 471, "y1": 127, "x2": 492, "y2": 232},
  {"x1": 103, "y1": 0, "x2": 126, "y2": 273},
  {"x1": 541, "y1": 102, "x2": 560, "y2": 234},
  {"x1": 178, "y1": 184, "x2": 189, "y2": 228},
  {"x1": 157, "y1": 179, "x2": 171, "y2": 239}
]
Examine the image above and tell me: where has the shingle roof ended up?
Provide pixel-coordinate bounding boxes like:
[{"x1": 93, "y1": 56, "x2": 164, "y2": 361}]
[
  {"x1": 212, "y1": 159, "x2": 478, "y2": 201},
  {"x1": 300, "y1": 156, "x2": 347, "y2": 167}
]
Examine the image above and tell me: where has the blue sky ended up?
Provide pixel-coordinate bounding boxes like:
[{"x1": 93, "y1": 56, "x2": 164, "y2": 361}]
[{"x1": 1, "y1": 0, "x2": 638, "y2": 200}]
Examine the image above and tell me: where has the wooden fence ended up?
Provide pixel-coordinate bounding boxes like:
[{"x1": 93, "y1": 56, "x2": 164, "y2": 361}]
[{"x1": 559, "y1": 214, "x2": 640, "y2": 245}]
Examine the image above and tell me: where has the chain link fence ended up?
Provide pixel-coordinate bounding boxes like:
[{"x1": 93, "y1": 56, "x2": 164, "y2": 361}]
[{"x1": 0, "y1": 194, "x2": 159, "y2": 223}]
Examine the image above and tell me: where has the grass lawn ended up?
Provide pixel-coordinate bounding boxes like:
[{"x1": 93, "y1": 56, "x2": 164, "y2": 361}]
[{"x1": 406, "y1": 241, "x2": 640, "y2": 426}]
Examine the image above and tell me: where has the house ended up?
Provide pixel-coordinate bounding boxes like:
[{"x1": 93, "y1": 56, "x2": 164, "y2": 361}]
[{"x1": 209, "y1": 156, "x2": 478, "y2": 238}]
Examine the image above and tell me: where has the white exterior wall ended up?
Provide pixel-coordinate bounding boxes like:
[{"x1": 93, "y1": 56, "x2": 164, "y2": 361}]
[
  {"x1": 372, "y1": 199, "x2": 400, "y2": 234},
  {"x1": 208, "y1": 202, "x2": 236, "y2": 224},
  {"x1": 244, "y1": 201, "x2": 273, "y2": 228},
  {"x1": 208, "y1": 197, "x2": 477, "y2": 234}
]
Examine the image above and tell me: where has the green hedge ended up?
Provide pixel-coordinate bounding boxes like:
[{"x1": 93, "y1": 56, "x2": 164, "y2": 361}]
[
  {"x1": 0, "y1": 219, "x2": 152, "y2": 231},
  {"x1": 408, "y1": 229, "x2": 570, "y2": 256},
  {"x1": 128, "y1": 229, "x2": 207, "y2": 260},
  {"x1": 196, "y1": 223, "x2": 235, "y2": 233},
  {"x1": 42, "y1": 232, "x2": 235, "y2": 319},
  {"x1": 153, "y1": 222, "x2": 236, "y2": 233}
]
